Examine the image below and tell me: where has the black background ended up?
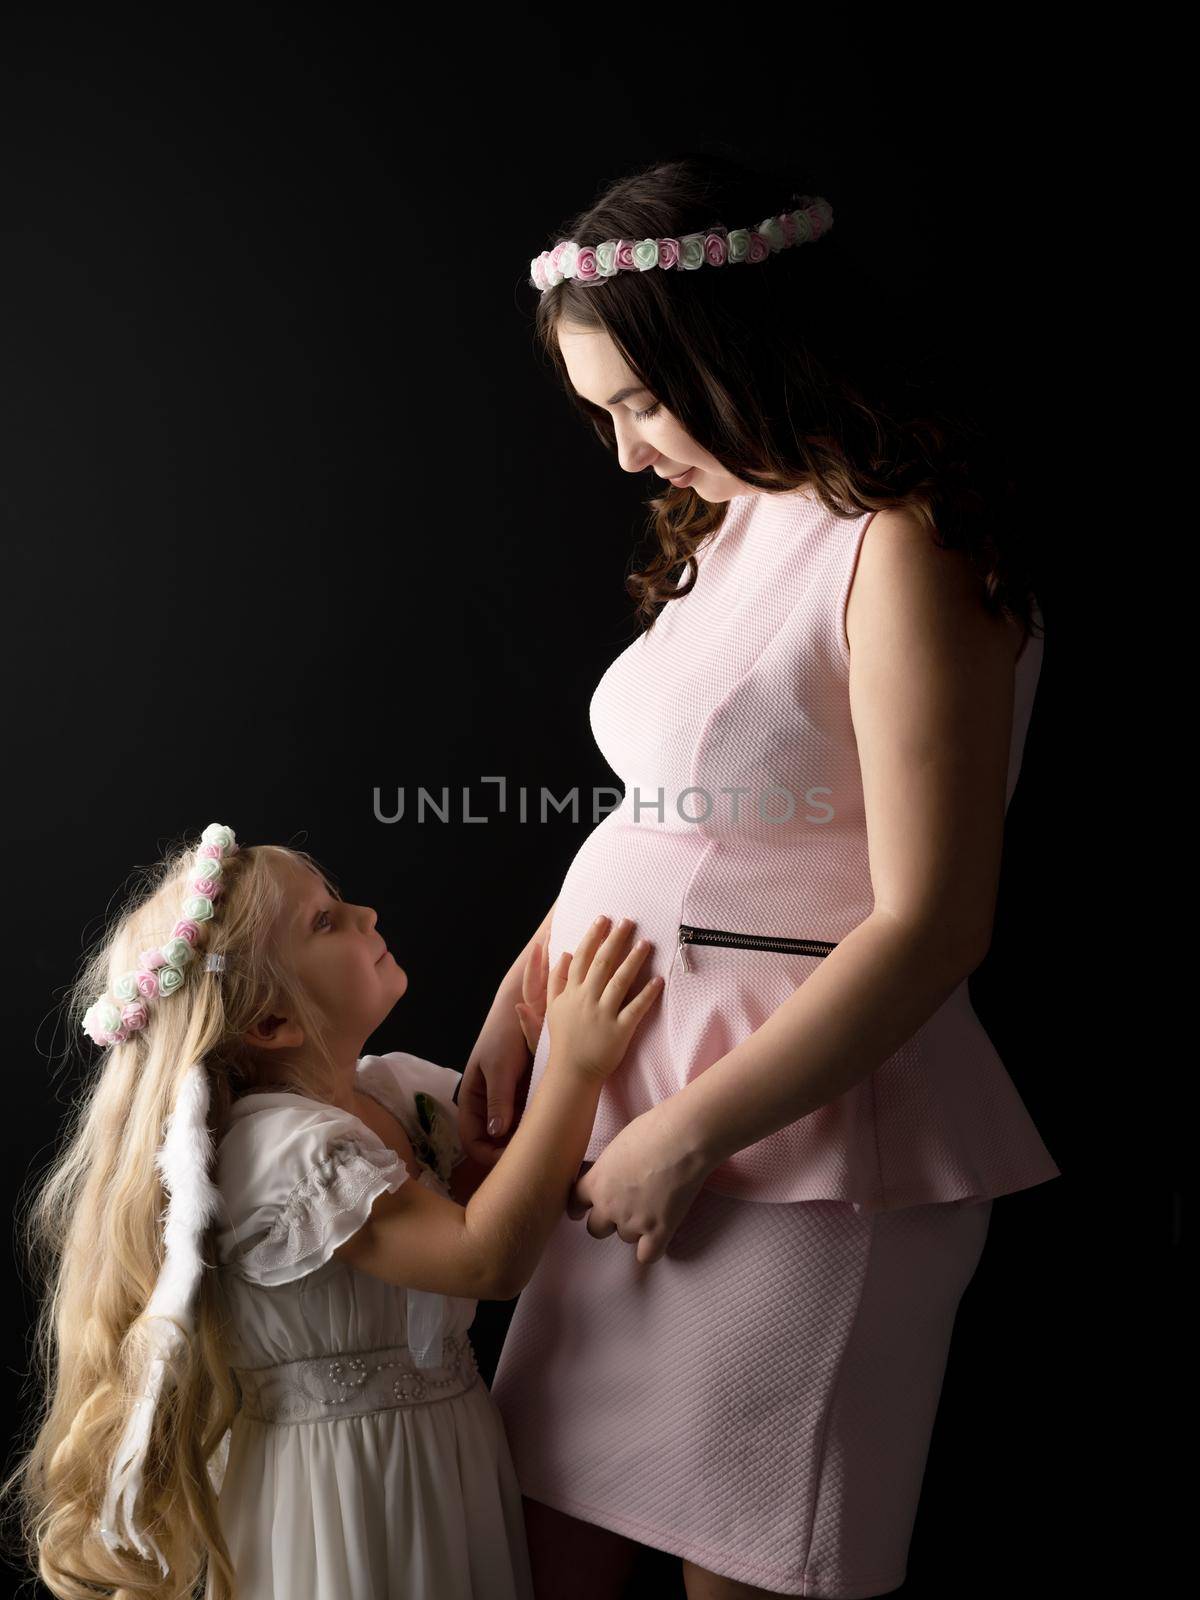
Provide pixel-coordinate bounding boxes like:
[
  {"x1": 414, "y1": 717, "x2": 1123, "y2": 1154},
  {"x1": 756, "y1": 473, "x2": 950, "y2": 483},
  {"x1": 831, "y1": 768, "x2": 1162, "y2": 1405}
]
[{"x1": 0, "y1": 7, "x2": 1159, "y2": 1598}]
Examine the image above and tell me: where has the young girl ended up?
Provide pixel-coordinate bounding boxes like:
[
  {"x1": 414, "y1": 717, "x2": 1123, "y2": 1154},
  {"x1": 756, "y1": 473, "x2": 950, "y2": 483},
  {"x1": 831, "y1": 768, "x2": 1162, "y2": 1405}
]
[{"x1": 9, "y1": 821, "x2": 663, "y2": 1600}]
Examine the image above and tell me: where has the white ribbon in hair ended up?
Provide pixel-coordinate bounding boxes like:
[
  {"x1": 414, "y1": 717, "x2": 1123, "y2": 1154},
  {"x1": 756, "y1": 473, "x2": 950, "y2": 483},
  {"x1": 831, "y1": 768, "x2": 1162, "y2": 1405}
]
[{"x1": 98, "y1": 1063, "x2": 222, "y2": 1575}]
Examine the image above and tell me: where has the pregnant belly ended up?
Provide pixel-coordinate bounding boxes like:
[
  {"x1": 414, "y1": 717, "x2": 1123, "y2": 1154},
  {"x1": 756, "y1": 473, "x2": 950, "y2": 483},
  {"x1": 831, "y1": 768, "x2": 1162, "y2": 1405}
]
[
  {"x1": 526, "y1": 810, "x2": 835, "y2": 1165},
  {"x1": 521, "y1": 806, "x2": 1035, "y2": 1209}
]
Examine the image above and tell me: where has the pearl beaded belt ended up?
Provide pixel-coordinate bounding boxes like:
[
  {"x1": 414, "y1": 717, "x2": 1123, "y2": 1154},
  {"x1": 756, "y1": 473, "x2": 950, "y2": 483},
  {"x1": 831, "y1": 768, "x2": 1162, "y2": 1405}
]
[{"x1": 233, "y1": 1334, "x2": 479, "y2": 1425}]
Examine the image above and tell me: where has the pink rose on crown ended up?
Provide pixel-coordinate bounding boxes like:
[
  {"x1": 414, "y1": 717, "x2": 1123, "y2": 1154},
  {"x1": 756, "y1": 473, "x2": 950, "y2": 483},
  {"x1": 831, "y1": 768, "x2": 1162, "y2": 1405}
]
[
  {"x1": 614, "y1": 239, "x2": 636, "y2": 271},
  {"x1": 703, "y1": 232, "x2": 728, "y2": 267},
  {"x1": 806, "y1": 200, "x2": 831, "y2": 239},
  {"x1": 171, "y1": 918, "x2": 202, "y2": 946},
  {"x1": 136, "y1": 970, "x2": 160, "y2": 999},
  {"x1": 138, "y1": 948, "x2": 167, "y2": 970},
  {"x1": 656, "y1": 238, "x2": 680, "y2": 270},
  {"x1": 746, "y1": 230, "x2": 770, "y2": 264},
  {"x1": 574, "y1": 245, "x2": 599, "y2": 282},
  {"x1": 544, "y1": 242, "x2": 569, "y2": 286},
  {"x1": 191, "y1": 874, "x2": 223, "y2": 900},
  {"x1": 121, "y1": 1001, "x2": 149, "y2": 1032}
]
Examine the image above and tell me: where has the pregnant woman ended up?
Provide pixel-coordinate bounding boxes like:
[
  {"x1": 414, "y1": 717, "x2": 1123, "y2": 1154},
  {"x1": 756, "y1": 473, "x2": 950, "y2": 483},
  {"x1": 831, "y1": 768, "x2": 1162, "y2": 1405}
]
[{"x1": 459, "y1": 150, "x2": 1060, "y2": 1599}]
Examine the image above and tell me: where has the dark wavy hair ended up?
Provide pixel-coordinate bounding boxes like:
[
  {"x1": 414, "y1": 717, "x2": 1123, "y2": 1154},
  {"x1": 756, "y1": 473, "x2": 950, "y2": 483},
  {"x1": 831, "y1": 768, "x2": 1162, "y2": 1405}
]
[{"x1": 529, "y1": 145, "x2": 1042, "y2": 645}]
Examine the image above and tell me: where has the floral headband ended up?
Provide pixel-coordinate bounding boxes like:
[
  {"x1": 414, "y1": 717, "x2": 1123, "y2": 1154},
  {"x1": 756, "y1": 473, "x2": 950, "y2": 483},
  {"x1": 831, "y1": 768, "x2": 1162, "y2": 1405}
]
[
  {"x1": 529, "y1": 195, "x2": 833, "y2": 292},
  {"x1": 81, "y1": 822, "x2": 237, "y2": 1048}
]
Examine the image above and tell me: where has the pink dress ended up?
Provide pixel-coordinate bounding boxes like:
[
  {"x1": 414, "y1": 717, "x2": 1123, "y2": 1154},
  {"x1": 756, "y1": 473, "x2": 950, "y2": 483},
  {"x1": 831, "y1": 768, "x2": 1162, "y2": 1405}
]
[{"x1": 490, "y1": 489, "x2": 1058, "y2": 1596}]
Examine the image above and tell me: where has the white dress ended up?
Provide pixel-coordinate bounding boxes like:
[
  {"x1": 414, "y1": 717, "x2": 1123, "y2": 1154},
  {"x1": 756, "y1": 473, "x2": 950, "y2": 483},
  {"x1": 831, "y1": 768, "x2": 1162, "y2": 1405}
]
[{"x1": 206, "y1": 1050, "x2": 534, "y2": 1600}]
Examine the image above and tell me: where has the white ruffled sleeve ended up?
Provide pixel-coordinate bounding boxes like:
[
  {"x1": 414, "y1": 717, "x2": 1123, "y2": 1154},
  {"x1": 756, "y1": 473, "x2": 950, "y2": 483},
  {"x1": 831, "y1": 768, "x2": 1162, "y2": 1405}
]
[
  {"x1": 220, "y1": 1103, "x2": 409, "y2": 1288},
  {"x1": 355, "y1": 1051, "x2": 468, "y2": 1180}
]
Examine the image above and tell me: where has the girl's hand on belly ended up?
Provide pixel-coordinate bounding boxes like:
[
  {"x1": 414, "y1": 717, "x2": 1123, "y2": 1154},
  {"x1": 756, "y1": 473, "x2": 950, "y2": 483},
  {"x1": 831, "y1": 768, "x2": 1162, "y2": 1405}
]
[{"x1": 566, "y1": 1103, "x2": 716, "y2": 1265}]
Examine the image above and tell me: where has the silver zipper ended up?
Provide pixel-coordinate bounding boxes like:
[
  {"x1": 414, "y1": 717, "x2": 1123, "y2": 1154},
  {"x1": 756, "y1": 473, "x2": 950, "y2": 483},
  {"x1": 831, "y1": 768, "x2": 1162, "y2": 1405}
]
[{"x1": 677, "y1": 922, "x2": 838, "y2": 973}]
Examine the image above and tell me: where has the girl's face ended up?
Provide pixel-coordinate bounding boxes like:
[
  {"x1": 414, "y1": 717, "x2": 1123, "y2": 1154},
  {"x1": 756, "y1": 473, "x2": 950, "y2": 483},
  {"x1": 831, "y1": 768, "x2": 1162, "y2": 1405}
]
[
  {"x1": 263, "y1": 856, "x2": 408, "y2": 1057},
  {"x1": 556, "y1": 322, "x2": 774, "y2": 504}
]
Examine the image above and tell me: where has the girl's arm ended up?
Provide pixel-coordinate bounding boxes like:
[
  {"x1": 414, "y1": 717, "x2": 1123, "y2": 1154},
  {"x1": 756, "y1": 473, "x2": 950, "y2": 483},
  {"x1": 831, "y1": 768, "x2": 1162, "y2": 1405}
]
[
  {"x1": 335, "y1": 1060, "x2": 601, "y2": 1299},
  {"x1": 447, "y1": 1149, "x2": 497, "y2": 1206},
  {"x1": 333, "y1": 919, "x2": 661, "y2": 1300}
]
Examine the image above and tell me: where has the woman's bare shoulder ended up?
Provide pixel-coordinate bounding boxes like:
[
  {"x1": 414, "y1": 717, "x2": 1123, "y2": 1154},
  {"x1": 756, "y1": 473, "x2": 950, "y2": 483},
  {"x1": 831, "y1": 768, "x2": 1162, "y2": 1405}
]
[{"x1": 849, "y1": 506, "x2": 1024, "y2": 663}]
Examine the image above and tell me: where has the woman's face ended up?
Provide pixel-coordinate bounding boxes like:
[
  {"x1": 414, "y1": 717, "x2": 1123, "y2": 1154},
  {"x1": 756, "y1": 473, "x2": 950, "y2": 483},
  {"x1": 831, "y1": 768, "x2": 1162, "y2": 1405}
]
[{"x1": 556, "y1": 322, "x2": 766, "y2": 503}]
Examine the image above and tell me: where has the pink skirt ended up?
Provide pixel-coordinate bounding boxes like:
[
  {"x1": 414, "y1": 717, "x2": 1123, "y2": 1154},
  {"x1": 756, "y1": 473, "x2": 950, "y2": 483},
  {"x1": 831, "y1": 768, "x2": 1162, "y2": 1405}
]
[{"x1": 489, "y1": 1189, "x2": 993, "y2": 1599}]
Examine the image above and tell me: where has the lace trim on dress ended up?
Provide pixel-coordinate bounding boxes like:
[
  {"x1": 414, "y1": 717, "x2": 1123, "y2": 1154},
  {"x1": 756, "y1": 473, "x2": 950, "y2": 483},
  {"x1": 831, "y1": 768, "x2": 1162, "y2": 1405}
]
[{"x1": 236, "y1": 1135, "x2": 407, "y2": 1285}]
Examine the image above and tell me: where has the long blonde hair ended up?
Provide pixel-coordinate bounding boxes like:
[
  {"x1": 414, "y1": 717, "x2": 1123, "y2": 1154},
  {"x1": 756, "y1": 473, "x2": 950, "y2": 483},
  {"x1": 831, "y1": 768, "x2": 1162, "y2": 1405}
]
[{"x1": 3, "y1": 833, "x2": 346, "y2": 1598}]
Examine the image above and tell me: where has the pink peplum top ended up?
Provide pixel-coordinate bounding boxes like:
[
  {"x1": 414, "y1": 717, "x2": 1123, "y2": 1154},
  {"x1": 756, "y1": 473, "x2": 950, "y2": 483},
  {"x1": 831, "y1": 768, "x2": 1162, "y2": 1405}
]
[{"x1": 523, "y1": 487, "x2": 1060, "y2": 1212}]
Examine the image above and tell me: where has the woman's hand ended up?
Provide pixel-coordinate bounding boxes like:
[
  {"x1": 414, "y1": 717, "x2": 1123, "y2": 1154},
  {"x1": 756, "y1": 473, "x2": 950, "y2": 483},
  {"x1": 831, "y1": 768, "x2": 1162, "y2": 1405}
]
[
  {"x1": 459, "y1": 998, "x2": 537, "y2": 1169},
  {"x1": 459, "y1": 1027, "x2": 531, "y2": 1168},
  {"x1": 513, "y1": 936, "x2": 549, "y2": 1055},
  {"x1": 566, "y1": 1105, "x2": 716, "y2": 1265}
]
